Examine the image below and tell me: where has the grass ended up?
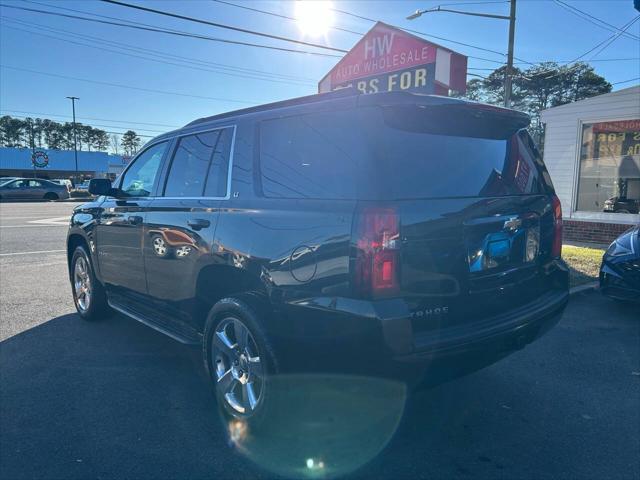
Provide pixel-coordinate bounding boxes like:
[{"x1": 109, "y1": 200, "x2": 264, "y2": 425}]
[{"x1": 562, "y1": 244, "x2": 606, "y2": 288}]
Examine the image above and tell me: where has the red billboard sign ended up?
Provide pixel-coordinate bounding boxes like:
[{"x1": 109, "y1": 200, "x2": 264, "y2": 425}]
[{"x1": 319, "y1": 22, "x2": 467, "y2": 95}]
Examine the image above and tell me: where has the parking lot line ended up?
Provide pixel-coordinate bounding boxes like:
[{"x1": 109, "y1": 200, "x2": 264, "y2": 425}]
[
  {"x1": 0, "y1": 249, "x2": 66, "y2": 256},
  {"x1": 0, "y1": 224, "x2": 69, "y2": 228}
]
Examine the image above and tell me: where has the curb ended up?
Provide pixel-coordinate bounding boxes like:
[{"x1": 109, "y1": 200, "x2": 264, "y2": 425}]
[{"x1": 569, "y1": 281, "x2": 599, "y2": 295}]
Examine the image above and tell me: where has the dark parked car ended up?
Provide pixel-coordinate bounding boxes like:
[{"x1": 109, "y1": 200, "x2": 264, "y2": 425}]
[
  {"x1": 0, "y1": 177, "x2": 70, "y2": 201},
  {"x1": 603, "y1": 196, "x2": 639, "y2": 214},
  {"x1": 600, "y1": 226, "x2": 640, "y2": 302},
  {"x1": 66, "y1": 90, "x2": 569, "y2": 420}
]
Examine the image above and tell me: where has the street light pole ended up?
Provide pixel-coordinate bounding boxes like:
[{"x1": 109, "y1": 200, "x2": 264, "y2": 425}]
[
  {"x1": 407, "y1": 0, "x2": 517, "y2": 108},
  {"x1": 66, "y1": 96, "x2": 80, "y2": 182}
]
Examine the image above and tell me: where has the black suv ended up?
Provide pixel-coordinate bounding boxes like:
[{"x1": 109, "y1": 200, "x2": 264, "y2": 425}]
[{"x1": 67, "y1": 90, "x2": 569, "y2": 419}]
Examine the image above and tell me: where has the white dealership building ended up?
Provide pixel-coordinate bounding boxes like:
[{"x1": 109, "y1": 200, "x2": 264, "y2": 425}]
[{"x1": 540, "y1": 85, "x2": 640, "y2": 244}]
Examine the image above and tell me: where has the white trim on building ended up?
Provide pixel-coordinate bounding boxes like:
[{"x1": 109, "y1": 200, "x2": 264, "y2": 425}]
[{"x1": 540, "y1": 85, "x2": 640, "y2": 225}]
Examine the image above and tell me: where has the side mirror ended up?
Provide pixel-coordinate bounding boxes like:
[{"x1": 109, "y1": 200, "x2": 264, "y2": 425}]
[{"x1": 88, "y1": 178, "x2": 112, "y2": 196}]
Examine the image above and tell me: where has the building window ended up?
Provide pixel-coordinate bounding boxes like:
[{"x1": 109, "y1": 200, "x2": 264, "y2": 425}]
[{"x1": 576, "y1": 120, "x2": 640, "y2": 215}]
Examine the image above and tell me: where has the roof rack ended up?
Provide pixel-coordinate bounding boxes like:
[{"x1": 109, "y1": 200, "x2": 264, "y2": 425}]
[{"x1": 185, "y1": 87, "x2": 359, "y2": 127}]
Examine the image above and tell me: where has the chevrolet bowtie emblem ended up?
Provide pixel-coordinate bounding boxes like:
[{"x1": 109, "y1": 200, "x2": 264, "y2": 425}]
[{"x1": 503, "y1": 217, "x2": 522, "y2": 232}]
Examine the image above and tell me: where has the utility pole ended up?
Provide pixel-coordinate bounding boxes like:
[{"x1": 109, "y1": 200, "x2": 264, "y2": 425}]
[
  {"x1": 407, "y1": 0, "x2": 517, "y2": 107},
  {"x1": 503, "y1": 0, "x2": 517, "y2": 108},
  {"x1": 28, "y1": 118, "x2": 36, "y2": 178},
  {"x1": 66, "y1": 96, "x2": 80, "y2": 183}
]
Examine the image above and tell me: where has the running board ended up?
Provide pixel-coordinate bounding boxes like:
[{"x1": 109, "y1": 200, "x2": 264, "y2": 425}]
[{"x1": 108, "y1": 299, "x2": 201, "y2": 345}]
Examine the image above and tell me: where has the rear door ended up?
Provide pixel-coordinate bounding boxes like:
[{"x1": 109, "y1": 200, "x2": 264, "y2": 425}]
[
  {"x1": 26, "y1": 180, "x2": 46, "y2": 199},
  {"x1": 358, "y1": 104, "x2": 560, "y2": 331},
  {"x1": 96, "y1": 141, "x2": 169, "y2": 295},
  {"x1": 143, "y1": 126, "x2": 235, "y2": 332}
]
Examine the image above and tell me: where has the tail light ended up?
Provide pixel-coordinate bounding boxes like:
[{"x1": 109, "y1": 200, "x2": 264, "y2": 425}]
[
  {"x1": 353, "y1": 207, "x2": 400, "y2": 298},
  {"x1": 551, "y1": 195, "x2": 562, "y2": 258}
]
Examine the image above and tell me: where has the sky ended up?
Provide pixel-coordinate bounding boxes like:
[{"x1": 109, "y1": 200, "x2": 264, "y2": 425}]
[{"x1": 0, "y1": 0, "x2": 638, "y2": 144}]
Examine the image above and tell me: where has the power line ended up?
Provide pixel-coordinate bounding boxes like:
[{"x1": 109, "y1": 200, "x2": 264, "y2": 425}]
[
  {"x1": 333, "y1": 7, "x2": 507, "y2": 57},
  {"x1": 553, "y1": 0, "x2": 639, "y2": 41},
  {"x1": 3, "y1": 12, "x2": 316, "y2": 82},
  {"x1": 0, "y1": 65, "x2": 261, "y2": 104},
  {"x1": 588, "y1": 16, "x2": 640, "y2": 60},
  {"x1": 212, "y1": 0, "x2": 513, "y2": 63},
  {"x1": 329, "y1": 5, "x2": 540, "y2": 66},
  {"x1": 210, "y1": 0, "x2": 515, "y2": 65},
  {"x1": 438, "y1": 1, "x2": 509, "y2": 5},
  {"x1": 8, "y1": 0, "x2": 507, "y2": 66},
  {"x1": 514, "y1": 57, "x2": 640, "y2": 65},
  {"x1": 471, "y1": 57, "x2": 640, "y2": 71},
  {"x1": 100, "y1": 0, "x2": 348, "y2": 53},
  {"x1": 0, "y1": 4, "x2": 342, "y2": 58},
  {"x1": 611, "y1": 77, "x2": 640, "y2": 85},
  {"x1": 0, "y1": 19, "x2": 317, "y2": 87},
  {"x1": 211, "y1": 0, "x2": 640, "y2": 70},
  {"x1": 571, "y1": 15, "x2": 640, "y2": 63},
  {"x1": 211, "y1": 0, "x2": 363, "y2": 35},
  {"x1": 0, "y1": 109, "x2": 180, "y2": 128}
]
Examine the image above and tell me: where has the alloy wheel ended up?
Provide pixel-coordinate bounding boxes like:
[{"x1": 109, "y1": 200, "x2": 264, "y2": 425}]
[
  {"x1": 211, "y1": 317, "x2": 264, "y2": 415},
  {"x1": 153, "y1": 236, "x2": 167, "y2": 256},
  {"x1": 74, "y1": 255, "x2": 92, "y2": 312}
]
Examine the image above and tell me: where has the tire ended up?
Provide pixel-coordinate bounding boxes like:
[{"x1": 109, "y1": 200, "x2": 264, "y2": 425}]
[
  {"x1": 203, "y1": 295, "x2": 278, "y2": 422},
  {"x1": 44, "y1": 192, "x2": 59, "y2": 201},
  {"x1": 71, "y1": 246, "x2": 110, "y2": 320}
]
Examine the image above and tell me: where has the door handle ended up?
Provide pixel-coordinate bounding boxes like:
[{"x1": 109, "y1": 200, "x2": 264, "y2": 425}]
[
  {"x1": 127, "y1": 215, "x2": 143, "y2": 225},
  {"x1": 187, "y1": 218, "x2": 210, "y2": 231}
]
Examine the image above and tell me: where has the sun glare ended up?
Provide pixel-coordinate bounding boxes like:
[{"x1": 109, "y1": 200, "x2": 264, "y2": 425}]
[{"x1": 295, "y1": 1, "x2": 334, "y2": 37}]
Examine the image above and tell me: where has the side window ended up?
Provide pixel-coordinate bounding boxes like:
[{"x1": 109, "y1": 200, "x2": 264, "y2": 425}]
[
  {"x1": 259, "y1": 111, "x2": 363, "y2": 199},
  {"x1": 120, "y1": 142, "x2": 167, "y2": 197},
  {"x1": 164, "y1": 128, "x2": 233, "y2": 198},
  {"x1": 6, "y1": 180, "x2": 24, "y2": 189},
  {"x1": 28, "y1": 180, "x2": 43, "y2": 188}
]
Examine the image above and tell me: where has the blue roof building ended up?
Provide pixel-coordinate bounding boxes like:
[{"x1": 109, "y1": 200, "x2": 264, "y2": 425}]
[{"x1": 0, "y1": 147, "x2": 127, "y2": 179}]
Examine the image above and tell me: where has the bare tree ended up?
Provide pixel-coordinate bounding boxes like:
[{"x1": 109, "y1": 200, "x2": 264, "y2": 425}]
[{"x1": 110, "y1": 134, "x2": 120, "y2": 155}]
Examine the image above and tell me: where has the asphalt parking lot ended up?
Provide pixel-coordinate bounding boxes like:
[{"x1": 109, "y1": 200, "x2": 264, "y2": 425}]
[{"x1": 0, "y1": 201, "x2": 638, "y2": 480}]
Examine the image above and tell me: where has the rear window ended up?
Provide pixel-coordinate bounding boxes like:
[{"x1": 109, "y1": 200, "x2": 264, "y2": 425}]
[{"x1": 258, "y1": 106, "x2": 550, "y2": 200}]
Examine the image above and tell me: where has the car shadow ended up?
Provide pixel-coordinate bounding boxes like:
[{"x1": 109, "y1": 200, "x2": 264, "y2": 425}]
[{"x1": 1, "y1": 295, "x2": 637, "y2": 479}]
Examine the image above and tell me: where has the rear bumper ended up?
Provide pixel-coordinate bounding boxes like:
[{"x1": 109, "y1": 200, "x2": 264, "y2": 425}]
[
  {"x1": 395, "y1": 289, "x2": 568, "y2": 362},
  {"x1": 278, "y1": 279, "x2": 568, "y2": 377}
]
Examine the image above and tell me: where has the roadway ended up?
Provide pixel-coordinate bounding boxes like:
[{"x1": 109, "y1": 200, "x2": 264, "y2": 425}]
[{"x1": 0, "y1": 201, "x2": 638, "y2": 479}]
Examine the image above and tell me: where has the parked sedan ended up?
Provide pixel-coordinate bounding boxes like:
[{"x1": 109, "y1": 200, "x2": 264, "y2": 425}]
[
  {"x1": 0, "y1": 178, "x2": 71, "y2": 201},
  {"x1": 600, "y1": 226, "x2": 640, "y2": 302}
]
